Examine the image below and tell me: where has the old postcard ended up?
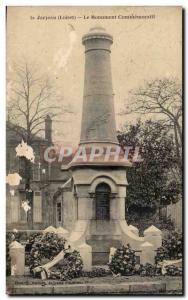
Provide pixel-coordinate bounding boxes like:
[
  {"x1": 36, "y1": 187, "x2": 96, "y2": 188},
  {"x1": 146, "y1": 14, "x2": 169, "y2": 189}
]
[{"x1": 6, "y1": 6, "x2": 183, "y2": 295}]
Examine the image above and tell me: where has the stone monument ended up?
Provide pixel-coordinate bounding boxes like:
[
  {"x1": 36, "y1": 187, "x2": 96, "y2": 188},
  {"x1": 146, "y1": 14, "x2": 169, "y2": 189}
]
[{"x1": 61, "y1": 27, "x2": 162, "y2": 267}]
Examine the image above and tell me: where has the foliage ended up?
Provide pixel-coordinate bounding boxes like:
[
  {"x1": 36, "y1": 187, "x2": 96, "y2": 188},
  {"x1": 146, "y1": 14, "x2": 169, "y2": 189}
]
[
  {"x1": 137, "y1": 263, "x2": 182, "y2": 277},
  {"x1": 49, "y1": 251, "x2": 83, "y2": 280},
  {"x1": 6, "y1": 233, "x2": 13, "y2": 276},
  {"x1": 155, "y1": 231, "x2": 182, "y2": 264},
  {"x1": 7, "y1": 231, "x2": 183, "y2": 280},
  {"x1": 117, "y1": 120, "x2": 181, "y2": 214},
  {"x1": 126, "y1": 214, "x2": 174, "y2": 236},
  {"x1": 108, "y1": 244, "x2": 136, "y2": 276},
  {"x1": 124, "y1": 79, "x2": 182, "y2": 172},
  {"x1": 26, "y1": 232, "x2": 83, "y2": 281},
  {"x1": 165, "y1": 265, "x2": 182, "y2": 276},
  {"x1": 27, "y1": 233, "x2": 66, "y2": 272},
  {"x1": 82, "y1": 267, "x2": 111, "y2": 278},
  {"x1": 138, "y1": 263, "x2": 160, "y2": 277}
]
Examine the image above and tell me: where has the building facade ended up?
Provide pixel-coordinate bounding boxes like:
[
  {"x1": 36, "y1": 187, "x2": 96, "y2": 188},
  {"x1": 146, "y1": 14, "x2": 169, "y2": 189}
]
[{"x1": 6, "y1": 116, "x2": 70, "y2": 231}]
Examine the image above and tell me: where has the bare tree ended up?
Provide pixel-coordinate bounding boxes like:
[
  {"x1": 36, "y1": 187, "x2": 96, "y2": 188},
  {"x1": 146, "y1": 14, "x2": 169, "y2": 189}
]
[
  {"x1": 7, "y1": 60, "x2": 77, "y2": 229},
  {"x1": 7, "y1": 61, "x2": 62, "y2": 145},
  {"x1": 121, "y1": 79, "x2": 182, "y2": 170},
  {"x1": 7, "y1": 61, "x2": 66, "y2": 227}
]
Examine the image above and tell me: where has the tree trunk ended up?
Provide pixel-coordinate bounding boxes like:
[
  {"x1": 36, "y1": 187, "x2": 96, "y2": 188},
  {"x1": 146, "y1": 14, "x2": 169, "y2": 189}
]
[{"x1": 174, "y1": 124, "x2": 182, "y2": 172}]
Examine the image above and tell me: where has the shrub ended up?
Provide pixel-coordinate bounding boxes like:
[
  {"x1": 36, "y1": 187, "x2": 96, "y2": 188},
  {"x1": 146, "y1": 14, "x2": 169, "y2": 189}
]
[
  {"x1": 82, "y1": 267, "x2": 111, "y2": 278},
  {"x1": 27, "y1": 232, "x2": 66, "y2": 272},
  {"x1": 27, "y1": 232, "x2": 83, "y2": 281},
  {"x1": 108, "y1": 244, "x2": 136, "y2": 276},
  {"x1": 50, "y1": 251, "x2": 83, "y2": 280},
  {"x1": 155, "y1": 231, "x2": 182, "y2": 264},
  {"x1": 137, "y1": 263, "x2": 182, "y2": 277},
  {"x1": 165, "y1": 265, "x2": 182, "y2": 276},
  {"x1": 138, "y1": 263, "x2": 161, "y2": 276},
  {"x1": 6, "y1": 233, "x2": 13, "y2": 276}
]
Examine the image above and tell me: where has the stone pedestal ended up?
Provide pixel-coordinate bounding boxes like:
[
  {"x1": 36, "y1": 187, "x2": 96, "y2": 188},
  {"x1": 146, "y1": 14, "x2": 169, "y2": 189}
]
[
  {"x1": 65, "y1": 166, "x2": 163, "y2": 265},
  {"x1": 60, "y1": 27, "x2": 162, "y2": 267},
  {"x1": 144, "y1": 225, "x2": 162, "y2": 250},
  {"x1": 140, "y1": 242, "x2": 155, "y2": 265},
  {"x1": 109, "y1": 247, "x2": 117, "y2": 263},
  {"x1": 9, "y1": 241, "x2": 25, "y2": 276},
  {"x1": 77, "y1": 243, "x2": 92, "y2": 271}
]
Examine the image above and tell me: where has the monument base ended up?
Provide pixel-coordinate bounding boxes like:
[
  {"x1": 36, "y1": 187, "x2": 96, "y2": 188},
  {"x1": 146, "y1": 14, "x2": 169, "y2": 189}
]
[{"x1": 67, "y1": 219, "x2": 162, "y2": 267}]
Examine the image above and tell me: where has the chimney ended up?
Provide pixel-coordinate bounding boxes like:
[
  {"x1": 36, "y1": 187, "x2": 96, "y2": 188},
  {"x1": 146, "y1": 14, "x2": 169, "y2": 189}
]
[{"x1": 45, "y1": 115, "x2": 52, "y2": 143}]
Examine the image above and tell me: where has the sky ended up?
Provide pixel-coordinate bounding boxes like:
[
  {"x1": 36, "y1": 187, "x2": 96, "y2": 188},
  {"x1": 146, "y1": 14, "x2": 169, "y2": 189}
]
[{"x1": 6, "y1": 6, "x2": 182, "y2": 146}]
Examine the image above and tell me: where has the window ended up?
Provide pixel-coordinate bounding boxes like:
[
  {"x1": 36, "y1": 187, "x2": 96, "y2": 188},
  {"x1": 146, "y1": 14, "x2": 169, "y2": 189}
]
[
  {"x1": 56, "y1": 202, "x2": 62, "y2": 223},
  {"x1": 19, "y1": 157, "x2": 26, "y2": 178},
  {"x1": 33, "y1": 191, "x2": 42, "y2": 222},
  {"x1": 95, "y1": 183, "x2": 111, "y2": 220},
  {"x1": 32, "y1": 164, "x2": 40, "y2": 181},
  {"x1": 10, "y1": 194, "x2": 20, "y2": 223},
  {"x1": 20, "y1": 191, "x2": 27, "y2": 222}
]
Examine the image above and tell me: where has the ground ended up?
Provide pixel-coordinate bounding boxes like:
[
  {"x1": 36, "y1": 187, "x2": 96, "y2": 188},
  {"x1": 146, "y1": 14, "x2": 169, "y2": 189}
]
[
  {"x1": 7, "y1": 275, "x2": 183, "y2": 295},
  {"x1": 8, "y1": 274, "x2": 181, "y2": 285}
]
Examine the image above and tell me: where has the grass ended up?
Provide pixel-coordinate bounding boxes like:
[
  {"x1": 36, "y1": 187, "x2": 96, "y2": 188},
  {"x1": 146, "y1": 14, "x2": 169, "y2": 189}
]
[{"x1": 7, "y1": 274, "x2": 182, "y2": 286}]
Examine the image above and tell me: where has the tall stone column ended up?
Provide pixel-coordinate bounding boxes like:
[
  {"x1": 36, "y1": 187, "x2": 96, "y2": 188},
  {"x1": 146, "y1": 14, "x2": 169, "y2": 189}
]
[
  {"x1": 80, "y1": 26, "x2": 118, "y2": 145},
  {"x1": 66, "y1": 28, "x2": 131, "y2": 266},
  {"x1": 65, "y1": 27, "x2": 162, "y2": 266}
]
